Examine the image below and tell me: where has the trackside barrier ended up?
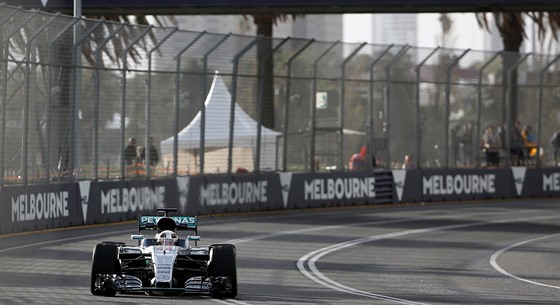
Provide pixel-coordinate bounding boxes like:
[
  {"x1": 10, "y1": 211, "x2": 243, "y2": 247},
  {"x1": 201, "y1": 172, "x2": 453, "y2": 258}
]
[{"x1": 1, "y1": 168, "x2": 558, "y2": 234}]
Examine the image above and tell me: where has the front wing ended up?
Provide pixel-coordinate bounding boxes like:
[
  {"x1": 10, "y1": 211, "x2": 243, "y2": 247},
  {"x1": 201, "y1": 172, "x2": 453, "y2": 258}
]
[{"x1": 93, "y1": 274, "x2": 232, "y2": 295}]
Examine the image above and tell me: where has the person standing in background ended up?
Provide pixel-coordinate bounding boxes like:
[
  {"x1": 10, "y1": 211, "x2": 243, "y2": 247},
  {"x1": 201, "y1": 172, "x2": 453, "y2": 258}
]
[
  {"x1": 147, "y1": 137, "x2": 160, "y2": 167},
  {"x1": 124, "y1": 138, "x2": 137, "y2": 165},
  {"x1": 402, "y1": 154, "x2": 416, "y2": 169},
  {"x1": 549, "y1": 128, "x2": 560, "y2": 166},
  {"x1": 482, "y1": 125, "x2": 502, "y2": 167}
]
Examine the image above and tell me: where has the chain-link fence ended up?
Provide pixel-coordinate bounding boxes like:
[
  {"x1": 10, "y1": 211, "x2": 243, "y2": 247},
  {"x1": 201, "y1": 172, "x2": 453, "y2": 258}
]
[{"x1": 1, "y1": 5, "x2": 559, "y2": 185}]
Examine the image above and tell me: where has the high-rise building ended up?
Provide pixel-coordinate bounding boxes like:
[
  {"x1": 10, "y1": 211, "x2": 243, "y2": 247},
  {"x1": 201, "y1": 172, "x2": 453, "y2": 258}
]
[
  {"x1": 371, "y1": 14, "x2": 418, "y2": 46},
  {"x1": 174, "y1": 15, "x2": 343, "y2": 41}
]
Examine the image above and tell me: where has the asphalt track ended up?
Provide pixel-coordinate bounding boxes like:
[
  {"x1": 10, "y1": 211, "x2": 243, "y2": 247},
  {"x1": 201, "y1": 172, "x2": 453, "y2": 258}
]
[{"x1": 0, "y1": 199, "x2": 559, "y2": 305}]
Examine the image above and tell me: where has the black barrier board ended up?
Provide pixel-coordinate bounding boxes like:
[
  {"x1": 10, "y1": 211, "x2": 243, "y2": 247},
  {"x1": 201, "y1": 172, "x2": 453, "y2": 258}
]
[
  {"x1": 392, "y1": 169, "x2": 422, "y2": 203},
  {"x1": 2, "y1": 167, "x2": 557, "y2": 235},
  {"x1": 177, "y1": 173, "x2": 284, "y2": 215},
  {"x1": 286, "y1": 171, "x2": 393, "y2": 209},
  {"x1": 526, "y1": 167, "x2": 560, "y2": 198},
  {"x1": 419, "y1": 168, "x2": 513, "y2": 202},
  {"x1": 88, "y1": 178, "x2": 178, "y2": 225},
  {"x1": 0, "y1": 182, "x2": 80, "y2": 234}
]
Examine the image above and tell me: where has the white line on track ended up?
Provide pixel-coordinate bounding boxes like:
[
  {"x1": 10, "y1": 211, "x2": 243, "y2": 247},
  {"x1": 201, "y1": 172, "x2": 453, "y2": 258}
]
[
  {"x1": 211, "y1": 297, "x2": 252, "y2": 304},
  {"x1": 2, "y1": 210, "x2": 556, "y2": 305},
  {"x1": 297, "y1": 215, "x2": 558, "y2": 305},
  {"x1": 224, "y1": 210, "x2": 518, "y2": 245},
  {"x1": 0, "y1": 229, "x2": 132, "y2": 253},
  {"x1": 490, "y1": 233, "x2": 560, "y2": 290}
]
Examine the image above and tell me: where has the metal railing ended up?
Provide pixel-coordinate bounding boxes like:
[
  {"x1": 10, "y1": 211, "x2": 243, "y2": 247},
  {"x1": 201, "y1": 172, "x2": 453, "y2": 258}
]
[{"x1": 1, "y1": 5, "x2": 559, "y2": 185}]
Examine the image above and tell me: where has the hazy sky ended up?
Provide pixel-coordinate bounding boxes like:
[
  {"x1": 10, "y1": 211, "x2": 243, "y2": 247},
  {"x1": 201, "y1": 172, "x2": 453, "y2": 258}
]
[{"x1": 343, "y1": 13, "x2": 486, "y2": 50}]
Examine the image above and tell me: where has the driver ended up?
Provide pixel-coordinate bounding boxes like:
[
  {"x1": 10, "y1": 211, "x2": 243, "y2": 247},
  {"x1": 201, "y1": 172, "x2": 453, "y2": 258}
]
[{"x1": 156, "y1": 230, "x2": 178, "y2": 246}]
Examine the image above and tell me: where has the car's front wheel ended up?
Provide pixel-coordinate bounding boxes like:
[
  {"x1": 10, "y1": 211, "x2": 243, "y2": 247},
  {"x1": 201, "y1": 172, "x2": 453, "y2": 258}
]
[
  {"x1": 91, "y1": 242, "x2": 120, "y2": 296},
  {"x1": 209, "y1": 244, "x2": 237, "y2": 298}
]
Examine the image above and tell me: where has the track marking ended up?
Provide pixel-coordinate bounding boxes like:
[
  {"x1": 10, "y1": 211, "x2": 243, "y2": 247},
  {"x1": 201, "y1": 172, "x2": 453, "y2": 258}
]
[
  {"x1": 0, "y1": 229, "x2": 131, "y2": 253},
  {"x1": 297, "y1": 215, "x2": 558, "y2": 304},
  {"x1": 224, "y1": 210, "x2": 518, "y2": 245},
  {"x1": 2, "y1": 209, "x2": 556, "y2": 305},
  {"x1": 490, "y1": 233, "x2": 560, "y2": 290},
  {"x1": 213, "y1": 298, "x2": 252, "y2": 305}
]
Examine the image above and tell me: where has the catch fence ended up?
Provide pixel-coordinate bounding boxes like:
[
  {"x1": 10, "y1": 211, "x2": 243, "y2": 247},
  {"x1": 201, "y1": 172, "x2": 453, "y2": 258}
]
[{"x1": 1, "y1": 5, "x2": 559, "y2": 185}]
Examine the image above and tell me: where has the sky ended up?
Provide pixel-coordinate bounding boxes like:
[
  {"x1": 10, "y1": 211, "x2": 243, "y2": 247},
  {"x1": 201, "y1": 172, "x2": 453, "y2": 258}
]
[{"x1": 343, "y1": 13, "x2": 488, "y2": 51}]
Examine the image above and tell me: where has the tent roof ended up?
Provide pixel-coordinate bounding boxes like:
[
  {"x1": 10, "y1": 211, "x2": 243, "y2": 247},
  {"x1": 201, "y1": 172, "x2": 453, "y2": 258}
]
[{"x1": 160, "y1": 73, "x2": 279, "y2": 154}]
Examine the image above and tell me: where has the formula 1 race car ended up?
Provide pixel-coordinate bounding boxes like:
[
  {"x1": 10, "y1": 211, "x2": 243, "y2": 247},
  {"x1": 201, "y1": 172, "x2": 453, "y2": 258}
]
[{"x1": 90, "y1": 208, "x2": 237, "y2": 298}]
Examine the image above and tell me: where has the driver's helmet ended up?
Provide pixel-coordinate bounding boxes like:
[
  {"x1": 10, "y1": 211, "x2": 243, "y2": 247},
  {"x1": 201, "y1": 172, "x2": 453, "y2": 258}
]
[{"x1": 156, "y1": 230, "x2": 178, "y2": 246}]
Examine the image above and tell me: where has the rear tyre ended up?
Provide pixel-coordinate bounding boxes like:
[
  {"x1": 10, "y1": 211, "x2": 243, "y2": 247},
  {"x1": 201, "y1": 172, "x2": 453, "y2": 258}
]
[
  {"x1": 91, "y1": 242, "x2": 120, "y2": 296},
  {"x1": 209, "y1": 244, "x2": 237, "y2": 298}
]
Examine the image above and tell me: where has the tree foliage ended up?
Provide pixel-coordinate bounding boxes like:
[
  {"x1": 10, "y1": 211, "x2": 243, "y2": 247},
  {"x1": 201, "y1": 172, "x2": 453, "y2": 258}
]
[{"x1": 476, "y1": 11, "x2": 560, "y2": 52}]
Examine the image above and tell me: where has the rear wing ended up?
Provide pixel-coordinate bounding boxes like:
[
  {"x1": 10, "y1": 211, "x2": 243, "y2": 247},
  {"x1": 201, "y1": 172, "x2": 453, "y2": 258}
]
[{"x1": 138, "y1": 215, "x2": 198, "y2": 233}]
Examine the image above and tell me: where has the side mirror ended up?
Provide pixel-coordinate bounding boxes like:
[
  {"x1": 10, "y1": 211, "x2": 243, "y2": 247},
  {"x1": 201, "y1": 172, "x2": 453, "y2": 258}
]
[
  {"x1": 188, "y1": 235, "x2": 200, "y2": 247},
  {"x1": 131, "y1": 234, "x2": 144, "y2": 246}
]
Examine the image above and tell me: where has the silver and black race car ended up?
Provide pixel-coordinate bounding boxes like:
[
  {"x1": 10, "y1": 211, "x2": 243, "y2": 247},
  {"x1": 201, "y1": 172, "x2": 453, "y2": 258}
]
[{"x1": 90, "y1": 208, "x2": 237, "y2": 298}]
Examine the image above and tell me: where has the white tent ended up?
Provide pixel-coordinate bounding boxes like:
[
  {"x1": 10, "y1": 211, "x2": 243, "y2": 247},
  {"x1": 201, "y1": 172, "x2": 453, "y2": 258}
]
[{"x1": 160, "y1": 73, "x2": 280, "y2": 173}]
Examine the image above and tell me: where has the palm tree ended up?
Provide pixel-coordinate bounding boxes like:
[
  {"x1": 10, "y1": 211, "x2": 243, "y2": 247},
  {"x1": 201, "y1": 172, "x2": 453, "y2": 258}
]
[
  {"x1": 251, "y1": 14, "x2": 300, "y2": 129},
  {"x1": 476, "y1": 12, "x2": 560, "y2": 125},
  {"x1": 6, "y1": 11, "x2": 167, "y2": 178}
]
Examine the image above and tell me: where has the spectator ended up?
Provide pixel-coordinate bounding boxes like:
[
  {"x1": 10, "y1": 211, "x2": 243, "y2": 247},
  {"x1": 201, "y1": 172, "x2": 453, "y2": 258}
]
[
  {"x1": 402, "y1": 154, "x2": 416, "y2": 169},
  {"x1": 510, "y1": 120, "x2": 525, "y2": 165},
  {"x1": 549, "y1": 128, "x2": 560, "y2": 165},
  {"x1": 458, "y1": 124, "x2": 473, "y2": 166},
  {"x1": 521, "y1": 125, "x2": 537, "y2": 159},
  {"x1": 133, "y1": 146, "x2": 145, "y2": 164},
  {"x1": 349, "y1": 145, "x2": 368, "y2": 171},
  {"x1": 482, "y1": 125, "x2": 502, "y2": 167},
  {"x1": 124, "y1": 138, "x2": 137, "y2": 165},
  {"x1": 147, "y1": 137, "x2": 160, "y2": 167}
]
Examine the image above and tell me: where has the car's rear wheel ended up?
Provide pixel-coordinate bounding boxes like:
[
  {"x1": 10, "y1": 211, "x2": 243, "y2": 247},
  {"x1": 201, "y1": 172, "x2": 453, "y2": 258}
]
[
  {"x1": 91, "y1": 242, "x2": 120, "y2": 296},
  {"x1": 209, "y1": 244, "x2": 237, "y2": 298}
]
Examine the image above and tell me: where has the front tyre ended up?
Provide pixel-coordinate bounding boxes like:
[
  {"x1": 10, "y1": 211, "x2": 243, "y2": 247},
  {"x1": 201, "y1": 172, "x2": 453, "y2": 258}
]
[
  {"x1": 209, "y1": 244, "x2": 237, "y2": 298},
  {"x1": 91, "y1": 242, "x2": 120, "y2": 296}
]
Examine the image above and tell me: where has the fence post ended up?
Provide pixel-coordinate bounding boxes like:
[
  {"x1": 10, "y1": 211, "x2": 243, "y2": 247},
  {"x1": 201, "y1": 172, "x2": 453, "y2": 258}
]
[
  {"x1": 89, "y1": 22, "x2": 118, "y2": 180},
  {"x1": 146, "y1": 27, "x2": 178, "y2": 177},
  {"x1": 311, "y1": 41, "x2": 339, "y2": 172},
  {"x1": 0, "y1": 8, "x2": 23, "y2": 186},
  {"x1": 1, "y1": 10, "x2": 38, "y2": 185},
  {"x1": 119, "y1": 26, "x2": 152, "y2": 180},
  {"x1": 229, "y1": 36, "x2": 262, "y2": 174},
  {"x1": 475, "y1": 51, "x2": 501, "y2": 168},
  {"x1": 505, "y1": 53, "x2": 531, "y2": 167},
  {"x1": 45, "y1": 19, "x2": 80, "y2": 182},
  {"x1": 23, "y1": 14, "x2": 61, "y2": 183},
  {"x1": 415, "y1": 47, "x2": 439, "y2": 169},
  {"x1": 172, "y1": 31, "x2": 206, "y2": 176},
  {"x1": 255, "y1": 36, "x2": 291, "y2": 173},
  {"x1": 69, "y1": 20, "x2": 105, "y2": 180},
  {"x1": 367, "y1": 44, "x2": 393, "y2": 170},
  {"x1": 537, "y1": 54, "x2": 560, "y2": 167},
  {"x1": 282, "y1": 39, "x2": 314, "y2": 171},
  {"x1": 199, "y1": 33, "x2": 230, "y2": 174},
  {"x1": 384, "y1": 45, "x2": 410, "y2": 168},
  {"x1": 340, "y1": 42, "x2": 367, "y2": 171},
  {"x1": 444, "y1": 49, "x2": 469, "y2": 168}
]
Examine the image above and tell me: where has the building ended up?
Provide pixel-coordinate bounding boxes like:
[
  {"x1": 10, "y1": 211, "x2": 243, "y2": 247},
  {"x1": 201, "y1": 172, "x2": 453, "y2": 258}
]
[
  {"x1": 174, "y1": 15, "x2": 343, "y2": 41},
  {"x1": 371, "y1": 14, "x2": 418, "y2": 46}
]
